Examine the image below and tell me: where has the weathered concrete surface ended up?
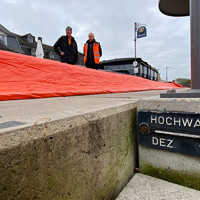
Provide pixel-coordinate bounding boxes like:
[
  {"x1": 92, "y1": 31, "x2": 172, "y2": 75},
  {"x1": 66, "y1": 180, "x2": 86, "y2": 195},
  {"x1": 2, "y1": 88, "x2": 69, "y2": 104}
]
[
  {"x1": 138, "y1": 98, "x2": 200, "y2": 190},
  {"x1": 116, "y1": 173, "x2": 200, "y2": 200},
  {"x1": 0, "y1": 90, "x2": 165, "y2": 132},
  {"x1": 0, "y1": 90, "x2": 168, "y2": 136},
  {"x1": 0, "y1": 91, "x2": 148, "y2": 200},
  {"x1": 0, "y1": 89, "x2": 188, "y2": 199}
]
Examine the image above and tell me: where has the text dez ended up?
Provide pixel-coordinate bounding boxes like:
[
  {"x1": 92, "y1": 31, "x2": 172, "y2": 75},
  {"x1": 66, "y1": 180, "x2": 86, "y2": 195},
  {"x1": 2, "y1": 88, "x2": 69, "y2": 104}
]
[{"x1": 152, "y1": 136, "x2": 174, "y2": 149}]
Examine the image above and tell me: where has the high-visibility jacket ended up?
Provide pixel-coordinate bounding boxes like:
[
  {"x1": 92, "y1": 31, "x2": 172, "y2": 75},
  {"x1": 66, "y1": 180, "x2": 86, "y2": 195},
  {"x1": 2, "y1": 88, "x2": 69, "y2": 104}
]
[{"x1": 84, "y1": 42, "x2": 101, "y2": 64}]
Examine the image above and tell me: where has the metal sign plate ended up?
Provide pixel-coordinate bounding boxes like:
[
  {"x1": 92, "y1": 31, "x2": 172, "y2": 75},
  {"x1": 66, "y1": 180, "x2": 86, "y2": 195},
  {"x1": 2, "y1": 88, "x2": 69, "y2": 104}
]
[{"x1": 138, "y1": 111, "x2": 200, "y2": 157}]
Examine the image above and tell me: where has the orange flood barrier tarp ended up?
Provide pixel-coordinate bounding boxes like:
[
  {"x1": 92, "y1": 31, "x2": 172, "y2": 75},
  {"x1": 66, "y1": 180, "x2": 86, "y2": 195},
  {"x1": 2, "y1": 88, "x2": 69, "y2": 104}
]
[{"x1": 0, "y1": 50, "x2": 184, "y2": 101}]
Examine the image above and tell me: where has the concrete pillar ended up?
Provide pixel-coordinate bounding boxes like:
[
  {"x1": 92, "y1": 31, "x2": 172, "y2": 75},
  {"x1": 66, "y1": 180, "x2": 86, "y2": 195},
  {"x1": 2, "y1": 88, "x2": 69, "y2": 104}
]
[{"x1": 191, "y1": 0, "x2": 200, "y2": 89}]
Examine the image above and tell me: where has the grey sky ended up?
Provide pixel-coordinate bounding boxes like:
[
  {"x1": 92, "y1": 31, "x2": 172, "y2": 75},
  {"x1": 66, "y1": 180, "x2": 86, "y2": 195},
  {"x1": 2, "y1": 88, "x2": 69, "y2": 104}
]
[{"x1": 1, "y1": 0, "x2": 190, "y2": 80}]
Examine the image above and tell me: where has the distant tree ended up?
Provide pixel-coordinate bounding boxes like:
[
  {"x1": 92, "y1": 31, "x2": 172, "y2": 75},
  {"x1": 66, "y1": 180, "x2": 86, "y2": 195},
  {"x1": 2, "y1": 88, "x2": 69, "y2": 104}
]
[{"x1": 175, "y1": 78, "x2": 191, "y2": 88}]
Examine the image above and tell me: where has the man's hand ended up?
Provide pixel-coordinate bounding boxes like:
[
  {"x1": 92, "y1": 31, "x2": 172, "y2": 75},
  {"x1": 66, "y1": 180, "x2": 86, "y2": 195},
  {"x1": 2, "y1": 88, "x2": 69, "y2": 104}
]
[{"x1": 60, "y1": 51, "x2": 64, "y2": 56}]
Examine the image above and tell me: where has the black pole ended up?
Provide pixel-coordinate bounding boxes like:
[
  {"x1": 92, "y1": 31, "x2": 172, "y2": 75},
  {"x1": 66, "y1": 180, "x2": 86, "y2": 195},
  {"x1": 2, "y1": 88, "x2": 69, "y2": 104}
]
[
  {"x1": 134, "y1": 22, "x2": 137, "y2": 60},
  {"x1": 190, "y1": 0, "x2": 200, "y2": 90}
]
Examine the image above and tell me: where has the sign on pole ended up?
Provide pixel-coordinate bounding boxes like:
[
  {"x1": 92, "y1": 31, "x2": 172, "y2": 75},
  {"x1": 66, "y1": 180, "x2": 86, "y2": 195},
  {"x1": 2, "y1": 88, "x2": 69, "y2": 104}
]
[{"x1": 137, "y1": 26, "x2": 147, "y2": 39}]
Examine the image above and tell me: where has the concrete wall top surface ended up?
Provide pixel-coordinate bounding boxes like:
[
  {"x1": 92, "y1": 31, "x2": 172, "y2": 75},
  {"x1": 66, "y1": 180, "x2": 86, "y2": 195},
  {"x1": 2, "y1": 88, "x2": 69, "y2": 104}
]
[{"x1": 0, "y1": 90, "x2": 166, "y2": 136}]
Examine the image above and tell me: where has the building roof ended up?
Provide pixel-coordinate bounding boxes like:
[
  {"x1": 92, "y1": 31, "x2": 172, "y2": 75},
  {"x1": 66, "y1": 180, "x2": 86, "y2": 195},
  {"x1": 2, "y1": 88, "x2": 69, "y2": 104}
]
[
  {"x1": 0, "y1": 24, "x2": 12, "y2": 35},
  {"x1": 100, "y1": 57, "x2": 159, "y2": 72},
  {"x1": 159, "y1": 0, "x2": 189, "y2": 16},
  {"x1": 101, "y1": 57, "x2": 142, "y2": 64},
  {"x1": 0, "y1": 24, "x2": 84, "y2": 56}
]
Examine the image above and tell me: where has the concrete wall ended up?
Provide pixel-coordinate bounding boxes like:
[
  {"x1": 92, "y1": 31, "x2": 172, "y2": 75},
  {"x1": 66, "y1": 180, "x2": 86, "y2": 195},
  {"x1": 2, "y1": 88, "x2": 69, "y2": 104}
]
[
  {"x1": 0, "y1": 104, "x2": 137, "y2": 200},
  {"x1": 138, "y1": 98, "x2": 200, "y2": 190},
  {"x1": 2, "y1": 91, "x2": 200, "y2": 199}
]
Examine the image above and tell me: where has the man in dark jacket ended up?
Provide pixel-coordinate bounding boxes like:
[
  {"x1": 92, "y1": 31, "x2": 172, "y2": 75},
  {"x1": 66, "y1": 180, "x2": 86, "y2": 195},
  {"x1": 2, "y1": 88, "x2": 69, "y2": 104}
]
[
  {"x1": 83, "y1": 33, "x2": 102, "y2": 69},
  {"x1": 54, "y1": 26, "x2": 78, "y2": 64}
]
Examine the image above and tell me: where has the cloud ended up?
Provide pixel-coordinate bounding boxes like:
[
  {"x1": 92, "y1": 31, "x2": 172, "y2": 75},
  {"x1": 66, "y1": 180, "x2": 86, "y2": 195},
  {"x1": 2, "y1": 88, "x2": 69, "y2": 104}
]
[
  {"x1": 0, "y1": 0, "x2": 190, "y2": 80},
  {"x1": 2, "y1": 0, "x2": 18, "y2": 4}
]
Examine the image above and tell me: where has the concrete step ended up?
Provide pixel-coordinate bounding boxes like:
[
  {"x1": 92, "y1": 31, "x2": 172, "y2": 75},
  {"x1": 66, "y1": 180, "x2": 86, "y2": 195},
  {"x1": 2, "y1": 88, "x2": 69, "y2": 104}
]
[{"x1": 116, "y1": 173, "x2": 200, "y2": 200}]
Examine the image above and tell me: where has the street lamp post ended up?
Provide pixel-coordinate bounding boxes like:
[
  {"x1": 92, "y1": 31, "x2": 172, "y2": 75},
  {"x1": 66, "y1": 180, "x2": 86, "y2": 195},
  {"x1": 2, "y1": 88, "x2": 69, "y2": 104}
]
[
  {"x1": 159, "y1": 0, "x2": 200, "y2": 98},
  {"x1": 190, "y1": 0, "x2": 200, "y2": 90}
]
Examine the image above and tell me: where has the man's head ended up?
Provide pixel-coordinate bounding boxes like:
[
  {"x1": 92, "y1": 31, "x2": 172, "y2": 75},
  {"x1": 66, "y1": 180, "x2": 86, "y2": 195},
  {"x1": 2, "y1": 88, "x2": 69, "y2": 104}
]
[
  {"x1": 88, "y1": 32, "x2": 95, "y2": 41},
  {"x1": 66, "y1": 26, "x2": 72, "y2": 37}
]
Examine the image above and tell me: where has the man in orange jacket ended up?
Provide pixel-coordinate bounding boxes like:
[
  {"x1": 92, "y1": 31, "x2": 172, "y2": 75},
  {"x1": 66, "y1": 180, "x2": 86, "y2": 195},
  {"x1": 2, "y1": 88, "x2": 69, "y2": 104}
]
[{"x1": 83, "y1": 33, "x2": 102, "y2": 69}]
